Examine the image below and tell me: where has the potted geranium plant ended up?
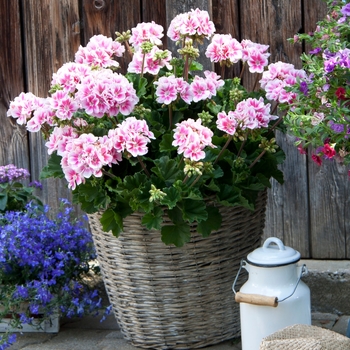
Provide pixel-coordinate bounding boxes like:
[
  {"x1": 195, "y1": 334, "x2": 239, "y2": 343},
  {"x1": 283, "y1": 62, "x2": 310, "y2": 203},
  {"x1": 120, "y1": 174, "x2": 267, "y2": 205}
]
[
  {"x1": 6, "y1": 8, "x2": 305, "y2": 349},
  {"x1": 0, "y1": 165, "x2": 110, "y2": 349},
  {"x1": 283, "y1": 0, "x2": 350, "y2": 170}
]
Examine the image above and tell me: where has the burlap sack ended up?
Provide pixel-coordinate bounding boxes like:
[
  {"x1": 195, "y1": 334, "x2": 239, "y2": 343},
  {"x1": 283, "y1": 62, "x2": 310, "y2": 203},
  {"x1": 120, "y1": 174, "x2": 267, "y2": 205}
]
[{"x1": 260, "y1": 324, "x2": 350, "y2": 350}]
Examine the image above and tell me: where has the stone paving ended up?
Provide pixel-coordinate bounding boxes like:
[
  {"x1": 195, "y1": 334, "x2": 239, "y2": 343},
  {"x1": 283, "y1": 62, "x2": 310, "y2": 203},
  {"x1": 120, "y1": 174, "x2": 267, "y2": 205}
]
[{"x1": 5, "y1": 312, "x2": 350, "y2": 350}]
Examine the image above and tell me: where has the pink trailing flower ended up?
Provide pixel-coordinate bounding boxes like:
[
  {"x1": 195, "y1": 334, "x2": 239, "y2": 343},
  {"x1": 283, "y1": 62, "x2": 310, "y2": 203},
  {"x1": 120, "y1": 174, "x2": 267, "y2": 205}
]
[
  {"x1": 129, "y1": 21, "x2": 164, "y2": 49},
  {"x1": 167, "y1": 8, "x2": 215, "y2": 41},
  {"x1": 312, "y1": 154, "x2": 322, "y2": 166},
  {"x1": 172, "y1": 118, "x2": 215, "y2": 161},
  {"x1": 322, "y1": 143, "x2": 336, "y2": 159},
  {"x1": 205, "y1": 34, "x2": 242, "y2": 64},
  {"x1": 75, "y1": 34, "x2": 125, "y2": 68}
]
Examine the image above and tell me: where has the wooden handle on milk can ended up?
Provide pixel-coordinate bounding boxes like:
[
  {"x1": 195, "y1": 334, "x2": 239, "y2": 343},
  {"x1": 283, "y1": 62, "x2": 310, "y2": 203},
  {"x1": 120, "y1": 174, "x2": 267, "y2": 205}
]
[{"x1": 235, "y1": 292, "x2": 278, "y2": 307}]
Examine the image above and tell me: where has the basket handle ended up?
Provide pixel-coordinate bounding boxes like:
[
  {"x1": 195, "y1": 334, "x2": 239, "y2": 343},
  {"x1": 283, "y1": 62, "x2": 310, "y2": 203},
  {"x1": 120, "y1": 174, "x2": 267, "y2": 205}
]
[{"x1": 235, "y1": 292, "x2": 278, "y2": 307}]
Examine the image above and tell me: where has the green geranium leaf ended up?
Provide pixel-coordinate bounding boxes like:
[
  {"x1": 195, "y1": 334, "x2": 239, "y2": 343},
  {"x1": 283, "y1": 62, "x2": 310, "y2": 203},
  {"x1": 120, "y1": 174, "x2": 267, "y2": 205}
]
[
  {"x1": 161, "y1": 187, "x2": 181, "y2": 209},
  {"x1": 256, "y1": 173, "x2": 272, "y2": 188},
  {"x1": 182, "y1": 199, "x2": 207, "y2": 223},
  {"x1": 205, "y1": 179, "x2": 220, "y2": 192},
  {"x1": 159, "y1": 133, "x2": 176, "y2": 153},
  {"x1": 152, "y1": 157, "x2": 180, "y2": 185},
  {"x1": 197, "y1": 206, "x2": 222, "y2": 237},
  {"x1": 207, "y1": 101, "x2": 222, "y2": 115},
  {"x1": 189, "y1": 60, "x2": 203, "y2": 71},
  {"x1": 0, "y1": 193, "x2": 8, "y2": 211},
  {"x1": 141, "y1": 206, "x2": 163, "y2": 230},
  {"x1": 217, "y1": 185, "x2": 240, "y2": 206},
  {"x1": 40, "y1": 153, "x2": 64, "y2": 179},
  {"x1": 161, "y1": 223, "x2": 191, "y2": 247},
  {"x1": 118, "y1": 173, "x2": 148, "y2": 193},
  {"x1": 100, "y1": 208, "x2": 123, "y2": 237}
]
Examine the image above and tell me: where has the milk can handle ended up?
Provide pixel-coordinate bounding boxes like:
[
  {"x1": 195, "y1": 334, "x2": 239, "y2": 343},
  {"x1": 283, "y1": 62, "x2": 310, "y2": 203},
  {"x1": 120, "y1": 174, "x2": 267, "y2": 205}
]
[{"x1": 232, "y1": 260, "x2": 307, "y2": 307}]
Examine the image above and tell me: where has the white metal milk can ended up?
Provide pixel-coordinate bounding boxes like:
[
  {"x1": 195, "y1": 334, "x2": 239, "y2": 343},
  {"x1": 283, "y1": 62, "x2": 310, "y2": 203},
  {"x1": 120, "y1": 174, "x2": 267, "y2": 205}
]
[{"x1": 232, "y1": 237, "x2": 311, "y2": 350}]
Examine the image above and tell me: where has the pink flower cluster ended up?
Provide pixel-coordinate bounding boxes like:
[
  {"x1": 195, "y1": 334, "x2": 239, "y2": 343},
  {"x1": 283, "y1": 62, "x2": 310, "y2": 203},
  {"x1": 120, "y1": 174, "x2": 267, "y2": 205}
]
[
  {"x1": 7, "y1": 92, "x2": 45, "y2": 125},
  {"x1": 206, "y1": 37, "x2": 270, "y2": 73},
  {"x1": 128, "y1": 46, "x2": 172, "y2": 75},
  {"x1": 260, "y1": 61, "x2": 306, "y2": 103},
  {"x1": 167, "y1": 8, "x2": 215, "y2": 41},
  {"x1": 216, "y1": 97, "x2": 277, "y2": 134},
  {"x1": 154, "y1": 71, "x2": 224, "y2": 105},
  {"x1": 127, "y1": 22, "x2": 172, "y2": 75},
  {"x1": 172, "y1": 118, "x2": 215, "y2": 161},
  {"x1": 107, "y1": 117, "x2": 155, "y2": 157},
  {"x1": 129, "y1": 21, "x2": 164, "y2": 49},
  {"x1": 205, "y1": 34, "x2": 242, "y2": 64},
  {"x1": 75, "y1": 34, "x2": 125, "y2": 68},
  {"x1": 61, "y1": 133, "x2": 121, "y2": 189},
  {"x1": 46, "y1": 116, "x2": 155, "y2": 189},
  {"x1": 8, "y1": 35, "x2": 139, "y2": 127},
  {"x1": 75, "y1": 69, "x2": 138, "y2": 118},
  {"x1": 241, "y1": 40, "x2": 270, "y2": 73}
]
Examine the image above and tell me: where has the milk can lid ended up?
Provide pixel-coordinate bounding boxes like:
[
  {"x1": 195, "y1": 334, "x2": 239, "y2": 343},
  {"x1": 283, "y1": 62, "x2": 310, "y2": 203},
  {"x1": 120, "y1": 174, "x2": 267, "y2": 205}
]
[{"x1": 247, "y1": 237, "x2": 301, "y2": 267}]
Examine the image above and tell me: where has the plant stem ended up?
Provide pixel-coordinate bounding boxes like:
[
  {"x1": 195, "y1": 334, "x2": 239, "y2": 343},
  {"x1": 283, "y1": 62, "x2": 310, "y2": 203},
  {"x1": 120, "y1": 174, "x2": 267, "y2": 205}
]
[
  {"x1": 183, "y1": 54, "x2": 189, "y2": 81},
  {"x1": 271, "y1": 101, "x2": 279, "y2": 115},
  {"x1": 252, "y1": 73, "x2": 261, "y2": 91},
  {"x1": 214, "y1": 135, "x2": 233, "y2": 165},
  {"x1": 137, "y1": 156, "x2": 150, "y2": 177},
  {"x1": 249, "y1": 150, "x2": 267, "y2": 169},
  {"x1": 267, "y1": 110, "x2": 287, "y2": 136},
  {"x1": 239, "y1": 63, "x2": 246, "y2": 80},
  {"x1": 237, "y1": 138, "x2": 247, "y2": 158},
  {"x1": 102, "y1": 169, "x2": 118, "y2": 180},
  {"x1": 141, "y1": 52, "x2": 146, "y2": 79},
  {"x1": 124, "y1": 41, "x2": 133, "y2": 60},
  {"x1": 169, "y1": 104, "x2": 173, "y2": 129},
  {"x1": 190, "y1": 174, "x2": 202, "y2": 187},
  {"x1": 221, "y1": 64, "x2": 225, "y2": 80}
]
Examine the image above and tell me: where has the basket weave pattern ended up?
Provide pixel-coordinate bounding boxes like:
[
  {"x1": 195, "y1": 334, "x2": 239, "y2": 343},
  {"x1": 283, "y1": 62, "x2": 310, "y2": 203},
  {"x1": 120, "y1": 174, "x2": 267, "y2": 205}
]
[
  {"x1": 260, "y1": 324, "x2": 350, "y2": 350},
  {"x1": 88, "y1": 192, "x2": 267, "y2": 349}
]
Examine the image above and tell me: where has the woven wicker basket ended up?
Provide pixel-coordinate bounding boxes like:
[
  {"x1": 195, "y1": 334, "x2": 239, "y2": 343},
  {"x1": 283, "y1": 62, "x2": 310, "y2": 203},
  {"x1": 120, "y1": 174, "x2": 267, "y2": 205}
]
[
  {"x1": 260, "y1": 324, "x2": 350, "y2": 350},
  {"x1": 88, "y1": 191, "x2": 267, "y2": 349}
]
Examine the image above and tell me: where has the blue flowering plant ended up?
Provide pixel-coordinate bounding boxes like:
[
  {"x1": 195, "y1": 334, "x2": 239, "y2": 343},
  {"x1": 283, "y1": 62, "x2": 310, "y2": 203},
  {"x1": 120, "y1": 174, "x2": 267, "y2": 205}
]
[
  {"x1": 284, "y1": 0, "x2": 350, "y2": 168},
  {"x1": 0, "y1": 199, "x2": 109, "y2": 349},
  {"x1": 0, "y1": 164, "x2": 43, "y2": 213}
]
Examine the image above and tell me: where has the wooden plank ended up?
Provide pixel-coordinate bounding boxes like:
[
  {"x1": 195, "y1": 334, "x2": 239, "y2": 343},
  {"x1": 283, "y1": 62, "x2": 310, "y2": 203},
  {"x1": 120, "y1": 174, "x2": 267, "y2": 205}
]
[
  {"x1": 308, "y1": 160, "x2": 350, "y2": 258},
  {"x1": 303, "y1": 0, "x2": 328, "y2": 54},
  {"x1": 0, "y1": 0, "x2": 29, "y2": 169},
  {"x1": 20, "y1": 0, "x2": 81, "y2": 211},
  {"x1": 302, "y1": 0, "x2": 346, "y2": 258},
  {"x1": 80, "y1": 0, "x2": 141, "y2": 73},
  {"x1": 238, "y1": 0, "x2": 310, "y2": 256}
]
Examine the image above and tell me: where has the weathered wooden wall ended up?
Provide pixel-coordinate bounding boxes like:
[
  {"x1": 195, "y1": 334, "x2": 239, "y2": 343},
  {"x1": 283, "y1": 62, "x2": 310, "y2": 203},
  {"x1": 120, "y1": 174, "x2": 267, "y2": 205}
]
[{"x1": 1, "y1": 0, "x2": 349, "y2": 258}]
